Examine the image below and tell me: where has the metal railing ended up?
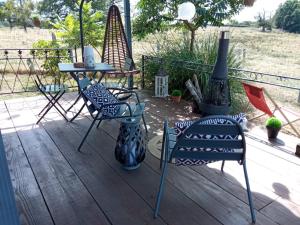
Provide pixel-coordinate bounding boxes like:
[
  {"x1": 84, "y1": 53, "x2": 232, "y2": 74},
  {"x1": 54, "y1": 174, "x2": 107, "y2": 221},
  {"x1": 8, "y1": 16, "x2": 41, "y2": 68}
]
[
  {"x1": 0, "y1": 48, "x2": 77, "y2": 95},
  {"x1": 141, "y1": 55, "x2": 300, "y2": 91}
]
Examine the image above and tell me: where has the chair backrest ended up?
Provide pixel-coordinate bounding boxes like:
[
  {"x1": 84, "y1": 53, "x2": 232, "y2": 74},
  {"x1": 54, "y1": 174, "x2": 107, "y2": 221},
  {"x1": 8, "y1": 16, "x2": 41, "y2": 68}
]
[
  {"x1": 171, "y1": 116, "x2": 246, "y2": 164},
  {"x1": 242, "y1": 82, "x2": 273, "y2": 116},
  {"x1": 101, "y1": 5, "x2": 135, "y2": 72}
]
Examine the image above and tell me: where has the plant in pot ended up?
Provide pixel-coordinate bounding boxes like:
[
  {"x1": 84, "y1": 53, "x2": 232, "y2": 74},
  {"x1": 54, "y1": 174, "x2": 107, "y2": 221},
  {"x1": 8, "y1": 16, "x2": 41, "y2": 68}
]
[
  {"x1": 266, "y1": 116, "x2": 282, "y2": 139},
  {"x1": 171, "y1": 89, "x2": 182, "y2": 103}
]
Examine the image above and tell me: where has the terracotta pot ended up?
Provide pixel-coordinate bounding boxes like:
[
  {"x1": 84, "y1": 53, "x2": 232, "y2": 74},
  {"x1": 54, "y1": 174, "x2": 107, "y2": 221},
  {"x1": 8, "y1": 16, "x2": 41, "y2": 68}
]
[
  {"x1": 244, "y1": 0, "x2": 256, "y2": 6},
  {"x1": 266, "y1": 126, "x2": 281, "y2": 139},
  {"x1": 171, "y1": 95, "x2": 181, "y2": 103},
  {"x1": 32, "y1": 18, "x2": 41, "y2": 28}
]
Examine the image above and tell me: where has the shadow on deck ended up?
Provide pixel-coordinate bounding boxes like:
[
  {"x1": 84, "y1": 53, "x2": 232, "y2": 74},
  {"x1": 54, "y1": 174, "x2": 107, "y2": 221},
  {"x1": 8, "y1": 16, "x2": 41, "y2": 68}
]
[{"x1": 0, "y1": 91, "x2": 299, "y2": 225}]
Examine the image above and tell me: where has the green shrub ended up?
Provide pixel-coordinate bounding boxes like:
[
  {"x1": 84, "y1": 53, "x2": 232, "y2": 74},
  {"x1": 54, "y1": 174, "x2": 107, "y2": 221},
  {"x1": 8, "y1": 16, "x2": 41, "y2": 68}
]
[
  {"x1": 266, "y1": 117, "x2": 282, "y2": 129},
  {"x1": 32, "y1": 40, "x2": 71, "y2": 84},
  {"x1": 143, "y1": 31, "x2": 246, "y2": 114},
  {"x1": 171, "y1": 89, "x2": 182, "y2": 96}
]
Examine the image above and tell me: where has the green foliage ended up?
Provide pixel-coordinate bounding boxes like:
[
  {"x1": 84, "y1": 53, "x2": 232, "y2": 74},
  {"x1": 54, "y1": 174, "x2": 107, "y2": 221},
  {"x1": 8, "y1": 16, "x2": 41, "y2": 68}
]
[
  {"x1": 38, "y1": 0, "x2": 109, "y2": 21},
  {"x1": 133, "y1": 0, "x2": 244, "y2": 50},
  {"x1": 53, "y1": 1, "x2": 105, "y2": 50},
  {"x1": 0, "y1": 0, "x2": 35, "y2": 30},
  {"x1": 265, "y1": 117, "x2": 282, "y2": 129},
  {"x1": 32, "y1": 40, "x2": 71, "y2": 84},
  {"x1": 143, "y1": 31, "x2": 246, "y2": 114},
  {"x1": 171, "y1": 89, "x2": 182, "y2": 96},
  {"x1": 275, "y1": 0, "x2": 300, "y2": 33}
]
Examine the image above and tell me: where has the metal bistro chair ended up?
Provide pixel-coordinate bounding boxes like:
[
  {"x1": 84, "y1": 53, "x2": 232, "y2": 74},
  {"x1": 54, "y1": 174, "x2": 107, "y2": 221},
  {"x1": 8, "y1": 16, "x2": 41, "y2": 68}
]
[
  {"x1": 76, "y1": 74, "x2": 147, "y2": 152},
  {"x1": 34, "y1": 75, "x2": 68, "y2": 124},
  {"x1": 154, "y1": 115, "x2": 256, "y2": 224}
]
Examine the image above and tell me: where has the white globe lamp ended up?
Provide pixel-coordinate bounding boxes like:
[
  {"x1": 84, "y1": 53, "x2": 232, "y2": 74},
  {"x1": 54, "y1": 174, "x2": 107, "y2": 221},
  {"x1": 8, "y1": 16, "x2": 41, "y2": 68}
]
[{"x1": 177, "y1": 1, "x2": 196, "y2": 21}]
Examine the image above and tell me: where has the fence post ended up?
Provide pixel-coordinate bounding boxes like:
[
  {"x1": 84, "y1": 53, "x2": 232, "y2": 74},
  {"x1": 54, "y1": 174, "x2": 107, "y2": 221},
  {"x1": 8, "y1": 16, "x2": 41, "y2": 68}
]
[{"x1": 141, "y1": 55, "x2": 145, "y2": 89}]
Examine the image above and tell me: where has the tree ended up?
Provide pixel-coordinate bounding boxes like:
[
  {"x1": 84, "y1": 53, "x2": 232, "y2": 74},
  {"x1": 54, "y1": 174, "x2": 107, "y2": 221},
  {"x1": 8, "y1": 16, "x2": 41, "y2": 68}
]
[
  {"x1": 275, "y1": 0, "x2": 300, "y2": 33},
  {"x1": 256, "y1": 10, "x2": 272, "y2": 32},
  {"x1": 38, "y1": 0, "x2": 109, "y2": 21},
  {"x1": 0, "y1": 0, "x2": 34, "y2": 31},
  {"x1": 16, "y1": 0, "x2": 34, "y2": 31},
  {"x1": 133, "y1": 0, "x2": 245, "y2": 52},
  {"x1": 53, "y1": 1, "x2": 105, "y2": 52},
  {"x1": 0, "y1": 0, "x2": 17, "y2": 29}
]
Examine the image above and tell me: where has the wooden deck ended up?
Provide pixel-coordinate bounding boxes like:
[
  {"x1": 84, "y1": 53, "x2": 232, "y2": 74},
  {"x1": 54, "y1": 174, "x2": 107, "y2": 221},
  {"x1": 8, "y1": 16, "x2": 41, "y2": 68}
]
[{"x1": 0, "y1": 91, "x2": 300, "y2": 225}]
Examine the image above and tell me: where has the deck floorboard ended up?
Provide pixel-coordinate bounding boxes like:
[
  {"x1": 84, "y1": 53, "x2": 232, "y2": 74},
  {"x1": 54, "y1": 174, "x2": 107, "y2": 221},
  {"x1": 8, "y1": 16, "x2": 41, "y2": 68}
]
[{"x1": 0, "y1": 92, "x2": 299, "y2": 225}]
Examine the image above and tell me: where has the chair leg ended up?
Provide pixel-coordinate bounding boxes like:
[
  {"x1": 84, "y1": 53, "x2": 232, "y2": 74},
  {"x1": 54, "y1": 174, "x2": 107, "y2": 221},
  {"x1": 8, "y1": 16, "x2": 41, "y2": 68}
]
[
  {"x1": 243, "y1": 161, "x2": 256, "y2": 224},
  {"x1": 69, "y1": 103, "x2": 85, "y2": 122},
  {"x1": 38, "y1": 91, "x2": 60, "y2": 115},
  {"x1": 49, "y1": 92, "x2": 67, "y2": 113},
  {"x1": 51, "y1": 91, "x2": 69, "y2": 121},
  {"x1": 96, "y1": 119, "x2": 102, "y2": 128},
  {"x1": 36, "y1": 91, "x2": 68, "y2": 124},
  {"x1": 154, "y1": 158, "x2": 168, "y2": 218},
  {"x1": 142, "y1": 114, "x2": 148, "y2": 133},
  {"x1": 67, "y1": 93, "x2": 82, "y2": 112},
  {"x1": 159, "y1": 130, "x2": 166, "y2": 169},
  {"x1": 77, "y1": 113, "x2": 100, "y2": 152},
  {"x1": 221, "y1": 160, "x2": 225, "y2": 172}
]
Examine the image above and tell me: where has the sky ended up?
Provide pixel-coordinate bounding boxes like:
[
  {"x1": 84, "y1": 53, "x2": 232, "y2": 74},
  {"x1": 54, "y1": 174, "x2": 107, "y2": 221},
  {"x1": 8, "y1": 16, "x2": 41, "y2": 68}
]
[{"x1": 233, "y1": 0, "x2": 287, "y2": 21}]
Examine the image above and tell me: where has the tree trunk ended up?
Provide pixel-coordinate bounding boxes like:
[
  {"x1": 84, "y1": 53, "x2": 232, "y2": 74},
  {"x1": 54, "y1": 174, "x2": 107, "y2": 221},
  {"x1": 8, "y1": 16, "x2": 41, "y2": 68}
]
[{"x1": 190, "y1": 29, "x2": 195, "y2": 52}]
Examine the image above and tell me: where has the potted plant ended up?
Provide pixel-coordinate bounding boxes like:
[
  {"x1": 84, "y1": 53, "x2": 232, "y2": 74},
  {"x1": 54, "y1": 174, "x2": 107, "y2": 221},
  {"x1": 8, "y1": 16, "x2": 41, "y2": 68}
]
[
  {"x1": 171, "y1": 89, "x2": 182, "y2": 103},
  {"x1": 266, "y1": 117, "x2": 282, "y2": 139},
  {"x1": 32, "y1": 16, "x2": 41, "y2": 28}
]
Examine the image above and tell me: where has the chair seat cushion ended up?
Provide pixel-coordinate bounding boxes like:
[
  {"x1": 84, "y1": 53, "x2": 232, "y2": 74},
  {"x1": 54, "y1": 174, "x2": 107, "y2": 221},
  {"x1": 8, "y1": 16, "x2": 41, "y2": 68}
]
[
  {"x1": 84, "y1": 83, "x2": 120, "y2": 117},
  {"x1": 174, "y1": 114, "x2": 246, "y2": 166},
  {"x1": 42, "y1": 84, "x2": 68, "y2": 93}
]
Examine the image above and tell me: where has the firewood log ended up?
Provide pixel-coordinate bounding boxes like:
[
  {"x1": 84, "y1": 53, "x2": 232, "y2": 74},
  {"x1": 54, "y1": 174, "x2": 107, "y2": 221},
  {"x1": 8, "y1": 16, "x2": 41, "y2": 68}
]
[
  {"x1": 192, "y1": 74, "x2": 203, "y2": 100},
  {"x1": 186, "y1": 79, "x2": 202, "y2": 109}
]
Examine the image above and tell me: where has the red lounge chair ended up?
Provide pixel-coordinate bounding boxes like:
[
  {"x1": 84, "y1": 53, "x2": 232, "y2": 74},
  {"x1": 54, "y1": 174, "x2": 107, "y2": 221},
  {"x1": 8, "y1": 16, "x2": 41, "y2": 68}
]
[{"x1": 242, "y1": 82, "x2": 300, "y2": 137}]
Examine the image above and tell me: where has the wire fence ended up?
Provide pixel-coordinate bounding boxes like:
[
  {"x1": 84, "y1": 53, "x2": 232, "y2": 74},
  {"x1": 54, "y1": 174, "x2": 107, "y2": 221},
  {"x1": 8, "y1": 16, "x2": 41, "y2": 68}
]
[
  {"x1": 0, "y1": 48, "x2": 77, "y2": 94},
  {"x1": 141, "y1": 55, "x2": 300, "y2": 91}
]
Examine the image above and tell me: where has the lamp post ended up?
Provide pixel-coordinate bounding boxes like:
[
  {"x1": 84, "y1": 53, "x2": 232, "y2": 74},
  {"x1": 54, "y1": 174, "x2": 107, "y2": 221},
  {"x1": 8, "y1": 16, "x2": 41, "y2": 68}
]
[
  {"x1": 79, "y1": 0, "x2": 86, "y2": 62},
  {"x1": 177, "y1": 1, "x2": 196, "y2": 52}
]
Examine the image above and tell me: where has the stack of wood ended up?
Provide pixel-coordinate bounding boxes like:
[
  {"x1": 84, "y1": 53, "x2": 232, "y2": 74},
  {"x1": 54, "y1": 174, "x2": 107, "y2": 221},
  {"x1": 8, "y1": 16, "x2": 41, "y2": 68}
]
[{"x1": 185, "y1": 74, "x2": 203, "y2": 113}]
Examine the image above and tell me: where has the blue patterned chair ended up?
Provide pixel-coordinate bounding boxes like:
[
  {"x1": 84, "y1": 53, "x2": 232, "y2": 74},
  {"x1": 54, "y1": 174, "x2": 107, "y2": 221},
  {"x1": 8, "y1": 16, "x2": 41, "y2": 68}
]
[
  {"x1": 77, "y1": 79, "x2": 147, "y2": 152},
  {"x1": 154, "y1": 115, "x2": 256, "y2": 223}
]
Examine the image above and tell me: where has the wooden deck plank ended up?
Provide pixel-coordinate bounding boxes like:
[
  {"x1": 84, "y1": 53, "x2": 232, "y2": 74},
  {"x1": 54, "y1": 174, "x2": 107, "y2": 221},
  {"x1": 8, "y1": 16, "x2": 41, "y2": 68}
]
[
  {"x1": 29, "y1": 113, "x2": 166, "y2": 225},
  {"x1": 70, "y1": 117, "x2": 221, "y2": 225},
  {"x1": 1, "y1": 93, "x2": 300, "y2": 225},
  {"x1": 93, "y1": 117, "x2": 275, "y2": 225},
  {"x1": 26, "y1": 93, "x2": 221, "y2": 225},
  {"x1": 4, "y1": 98, "x2": 111, "y2": 225},
  {"x1": 0, "y1": 102, "x2": 54, "y2": 225}
]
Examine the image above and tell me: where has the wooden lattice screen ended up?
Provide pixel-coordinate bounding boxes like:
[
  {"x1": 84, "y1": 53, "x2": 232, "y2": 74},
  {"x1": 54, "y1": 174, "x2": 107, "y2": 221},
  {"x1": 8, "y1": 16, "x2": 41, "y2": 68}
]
[{"x1": 101, "y1": 4, "x2": 135, "y2": 72}]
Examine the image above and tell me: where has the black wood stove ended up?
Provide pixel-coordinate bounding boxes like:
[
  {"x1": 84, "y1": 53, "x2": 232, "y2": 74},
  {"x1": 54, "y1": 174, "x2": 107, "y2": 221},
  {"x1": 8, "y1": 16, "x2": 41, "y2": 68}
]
[{"x1": 200, "y1": 31, "x2": 231, "y2": 115}]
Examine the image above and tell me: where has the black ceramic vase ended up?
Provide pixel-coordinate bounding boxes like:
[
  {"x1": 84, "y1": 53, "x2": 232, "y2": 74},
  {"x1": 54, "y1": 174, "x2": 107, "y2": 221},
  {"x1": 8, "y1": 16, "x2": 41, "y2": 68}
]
[{"x1": 115, "y1": 118, "x2": 146, "y2": 170}]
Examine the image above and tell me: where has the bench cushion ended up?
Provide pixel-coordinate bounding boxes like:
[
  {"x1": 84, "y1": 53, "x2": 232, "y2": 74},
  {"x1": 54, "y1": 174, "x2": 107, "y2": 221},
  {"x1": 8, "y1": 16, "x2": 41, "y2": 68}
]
[{"x1": 84, "y1": 83, "x2": 120, "y2": 117}]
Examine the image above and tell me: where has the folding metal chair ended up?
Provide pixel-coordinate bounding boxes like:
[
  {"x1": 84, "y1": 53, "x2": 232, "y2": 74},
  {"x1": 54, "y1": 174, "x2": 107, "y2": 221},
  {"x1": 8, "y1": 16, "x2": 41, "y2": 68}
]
[
  {"x1": 154, "y1": 116, "x2": 256, "y2": 224},
  {"x1": 242, "y1": 82, "x2": 300, "y2": 137},
  {"x1": 34, "y1": 75, "x2": 68, "y2": 124},
  {"x1": 77, "y1": 75, "x2": 147, "y2": 152}
]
